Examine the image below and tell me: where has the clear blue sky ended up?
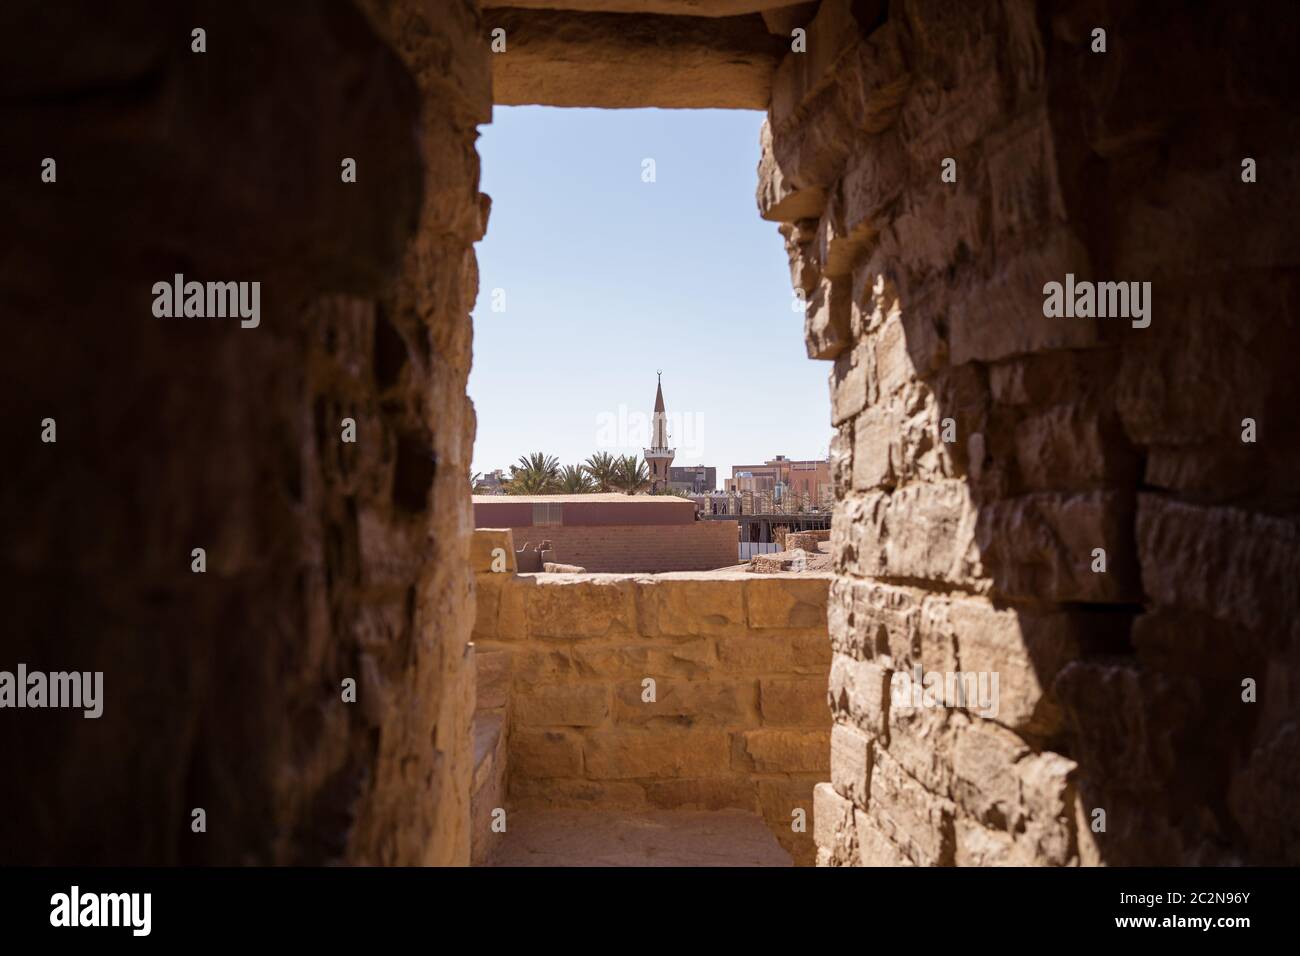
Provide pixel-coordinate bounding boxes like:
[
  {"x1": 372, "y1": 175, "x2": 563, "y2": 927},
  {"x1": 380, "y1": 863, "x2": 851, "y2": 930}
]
[{"x1": 468, "y1": 106, "x2": 832, "y2": 481}]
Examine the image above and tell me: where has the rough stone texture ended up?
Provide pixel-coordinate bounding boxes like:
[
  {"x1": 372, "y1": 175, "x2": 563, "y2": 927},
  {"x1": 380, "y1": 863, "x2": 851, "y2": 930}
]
[
  {"x1": 471, "y1": 540, "x2": 831, "y2": 865},
  {"x1": 490, "y1": 8, "x2": 785, "y2": 108},
  {"x1": 757, "y1": 0, "x2": 1300, "y2": 865},
  {"x1": 1, "y1": 0, "x2": 488, "y2": 865}
]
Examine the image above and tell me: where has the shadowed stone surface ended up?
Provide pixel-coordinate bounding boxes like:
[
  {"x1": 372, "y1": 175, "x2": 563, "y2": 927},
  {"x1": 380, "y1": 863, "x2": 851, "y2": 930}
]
[{"x1": 487, "y1": 809, "x2": 793, "y2": 866}]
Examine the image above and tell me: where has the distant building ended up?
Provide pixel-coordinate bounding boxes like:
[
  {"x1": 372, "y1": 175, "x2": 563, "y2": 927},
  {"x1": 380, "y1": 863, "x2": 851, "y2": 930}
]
[
  {"x1": 473, "y1": 468, "x2": 507, "y2": 495},
  {"x1": 473, "y1": 493, "x2": 736, "y2": 572},
  {"x1": 643, "y1": 372, "x2": 675, "y2": 493},
  {"x1": 724, "y1": 455, "x2": 831, "y2": 511},
  {"x1": 668, "y1": 465, "x2": 716, "y2": 493}
]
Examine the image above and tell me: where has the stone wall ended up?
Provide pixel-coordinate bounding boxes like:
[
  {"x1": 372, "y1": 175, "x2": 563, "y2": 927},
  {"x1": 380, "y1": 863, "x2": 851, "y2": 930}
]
[
  {"x1": 760, "y1": 0, "x2": 1299, "y2": 865},
  {"x1": 1, "y1": 0, "x2": 489, "y2": 865},
  {"x1": 499, "y1": 520, "x2": 740, "y2": 572},
  {"x1": 471, "y1": 530, "x2": 832, "y2": 864}
]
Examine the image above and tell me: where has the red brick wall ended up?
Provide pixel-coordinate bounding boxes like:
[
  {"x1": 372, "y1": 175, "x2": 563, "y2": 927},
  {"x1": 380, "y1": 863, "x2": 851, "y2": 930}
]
[{"x1": 505, "y1": 521, "x2": 738, "y2": 572}]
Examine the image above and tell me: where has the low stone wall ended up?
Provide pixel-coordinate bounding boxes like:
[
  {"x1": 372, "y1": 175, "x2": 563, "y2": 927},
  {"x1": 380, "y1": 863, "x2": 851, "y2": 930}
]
[
  {"x1": 471, "y1": 530, "x2": 832, "y2": 864},
  {"x1": 501, "y1": 521, "x2": 739, "y2": 572}
]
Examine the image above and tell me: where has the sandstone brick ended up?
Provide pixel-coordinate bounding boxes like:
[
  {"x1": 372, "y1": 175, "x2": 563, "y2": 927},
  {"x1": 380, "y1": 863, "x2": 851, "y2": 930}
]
[
  {"x1": 470, "y1": 528, "x2": 516, "y2": 573},
  {"x1": 1014, "y1": 403, "x2": 1135, "y2": 490},
  {"x1": 639, "y1": 577, "x2": 747, "y2": 637},
  {"x1": 760, "y1": 677, "x2": 831, "y2": 727},
  {"x1": 780, "y1": 220, "x2": 823, "y2": 293},
  {"x1": 840, "y1": 132, "x2": 910, "y2": 265},
  {"x1": 571, "y1": 639, "x2": 715, "y2": 680},
  {"x1": 975, "y1": 491, "x2": 1140, "y2": 603},
  {"x1": 770, "y1": 0, "x2": 860, "y2": 127},
  {"x1": 745, "y1": 575, "x2": 830, "y2": 629},
  {"x1": 885, "y1": 703, "x2": 960, "y2": 798},
  {"x1": 515, "y1": 683, "x2": 609, "y2": 728},
  {"x1": 813, "y1": 781, "x2": 858, "y2": 865},
  {"x1": 497, "y1": 575, "x2": 528, "y2": 640},
  {"x1": 792, "y1": 631, "x2": 833, "y2": 673},
  {"x1": 867, "y1": 748, "x2": 955, "y2": 866},
  {"x1": 474, "y1": 648, "x2": 511, "y2": 712},
  {"x1": 830, "y1": 722, "x2": 873, "y2": 808},
  {"x1": 525, "y1": 576, "x2": 636, "y2": 639},
  {"x1": 804, "y1": 276, "x2": 853, "y2": 360},
  {"x1": 837, "y1": 482, "x2": 983, "y2": 587},
  {"x1": 951, "y1": 717, "x2": 1030, "y2": 825},
  {"x1": 472, "y1": 572, "x2": 504, "y2": 641},
  {"x1": 735, "y1": 729, "x2": 830, "y2": 774},
  {"x1": 758, "y1": 119, "x2": 828, "y2": 222},
  {"x1": 827, "y1": 653, "x2": 890, "y2": 738},
  {"x1": 945, "y1": 597, "x2": 1080, "y2": 734},
  {"x1": 1137, "y1": 494, "x2": 1300, "y2": 636},
  {"x1": 716, "y1": 633, "x2": 793, "y2": 673},
  {"x1": 830, "y1": 340, "x2": 873, "y2": 427},
  {"x1": 945, "y1": 228, "x2": 1097, "y2": 366},
  {"x1": 510, "y1": 730, "x2": 583, "y2": 779},
  {"x1": 773, "y1": 83, "x2": 855, "y2": 192},
  {"x1": 613, "y1": 678, "x2": 752, "y2": 727},
  {"x1": 851, "y1": 404, "x2": 900, "y2": 490},
  {"x1": 855, "y1": 809, "x2": 913, "y2": 866},
  {"x1": 583, "y1": 731, "x2": 730, "y2": 780},
  {"x1": 1053, "y1": 661, "x2": 1199, "y2": 789},
  {"x1": 758, "y1": 777, "x2": 819, "y2": 867}
]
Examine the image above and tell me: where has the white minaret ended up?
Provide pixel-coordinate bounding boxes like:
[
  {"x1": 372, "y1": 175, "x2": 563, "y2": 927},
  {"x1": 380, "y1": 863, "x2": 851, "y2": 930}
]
[{"x1": 644, "y1": 370, "x2": 675, "y2": 493}]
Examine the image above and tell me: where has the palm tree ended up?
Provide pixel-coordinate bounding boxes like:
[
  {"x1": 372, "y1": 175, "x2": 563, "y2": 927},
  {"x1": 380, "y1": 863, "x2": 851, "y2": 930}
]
[
  {"x1": 584, "y1": 452, "x2": 618, "y2": 492},
  {"x1": 506, "y1": 452, "x2": 560, "y2": 494},
  {"x1": 612, "y1": 454, "x2": 650, "y2": 495},
  {"x1": 559, "y1": 463, "x2": 594, "y2": 494}
]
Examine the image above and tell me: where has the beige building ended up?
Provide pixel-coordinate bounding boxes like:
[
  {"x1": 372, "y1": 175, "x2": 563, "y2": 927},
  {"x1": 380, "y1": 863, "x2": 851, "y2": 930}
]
[{"x1": 725, "y1": 455, "x2": 831, "y2": 510}]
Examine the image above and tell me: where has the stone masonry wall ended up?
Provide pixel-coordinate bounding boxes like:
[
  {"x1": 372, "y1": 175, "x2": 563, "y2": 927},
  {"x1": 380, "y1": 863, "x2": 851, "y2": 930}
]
[
  {"x1": 471, "y1": 530, "x2": 832, "y2": 864},
  {"x1": 1, "y1": 0, "x2": 489, "y2": 865},
  {"x1": 502, "y1": 520, "x2": 740, "y2": 572},
  {"x1": 759, "y1": 0, "x2": 1299, "y2": 864}
]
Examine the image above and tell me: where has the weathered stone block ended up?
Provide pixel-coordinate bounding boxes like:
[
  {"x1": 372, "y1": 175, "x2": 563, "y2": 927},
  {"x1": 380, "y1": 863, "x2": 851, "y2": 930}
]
[
  {"x1": 1137, "y1": 494, "x2": 1300, "y2": 636},
  {"x1": 813, "y1": 781, "x2": 858, "y2": 865},
  {"x1": 735, "y1": 729, "x2": 830, "y2": 773},
  {"x1": 571, "y1": 639, "x2": 715, "y2": 680},
  {"x1": 515, "y1": 683, "x2": 609, "y2": 728},
  {"x1": 855, "y1": 809, "x2": 914, "y2": 866},
  {"x1": 583, "y1": 731, "x2": 730, "y2": 780},
  {"x1": 746, "y1": 575, "x2": 831, "y2": 629},
  {"x1": 868, "y1": 748, "x2": 955, "y2": 866},
  {"x1": 474, "y1": 648, "x2": 512, "y2": 712},
  {"x1": 827, "y1": 653, "x2": 890, "y2": 737},
  {"x1": 830, "y1": 722, "x2": 873, "y2": 807},
  {"x1": 639, "y1": 577, "x2": 747, "y2": 637},
  {"x1": 526, "y1": 577, "x2": 636, "y2": 639},
  {"x1": 470, "y1": 528, "x2": 516, "y2": 573},
  {"x1": 613, "y1": 678, "x2": 751, "y2": 727},
  {"x1": 760, "y1": 677, "x2": 831, "y2": 727},
  {"x1": 838, "y1": 482, "x2": 983, "y2": 587},
  {"x1": 510, "y1": 729, "x2": 583, "y2": 779},
  {"x1": 975, "y1": 491, "x2": 1139, "y2": 603},
  {"x1": 830, "y1": 340, "x2": 873, "y2": 426},
  {"x1": 804, "y1": 275, "x2": 853, "y2": 360},
  {"x1": 970, "y1": 604, "x2": 1074, "y2": 730}
]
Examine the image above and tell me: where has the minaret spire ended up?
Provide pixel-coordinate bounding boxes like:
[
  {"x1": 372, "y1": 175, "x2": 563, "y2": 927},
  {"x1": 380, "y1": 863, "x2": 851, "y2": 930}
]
[{"x1": 644, "y1": 370, "x2": 675, "y2": 493}]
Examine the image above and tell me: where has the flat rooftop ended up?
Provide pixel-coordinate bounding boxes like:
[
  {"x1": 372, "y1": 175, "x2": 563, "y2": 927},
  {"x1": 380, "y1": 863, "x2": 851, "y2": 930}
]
[{"x1": 474, "y1": 493, "x2": 707, "y2": 528}]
